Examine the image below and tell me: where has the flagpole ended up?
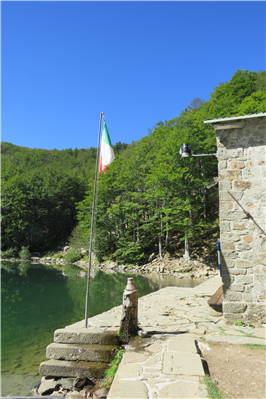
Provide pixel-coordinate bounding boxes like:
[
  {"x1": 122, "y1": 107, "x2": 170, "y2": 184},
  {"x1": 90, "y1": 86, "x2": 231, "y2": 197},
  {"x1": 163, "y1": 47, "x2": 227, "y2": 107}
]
[{"x1": 84, "y1": 111, "x2": 104, "y2": 328}]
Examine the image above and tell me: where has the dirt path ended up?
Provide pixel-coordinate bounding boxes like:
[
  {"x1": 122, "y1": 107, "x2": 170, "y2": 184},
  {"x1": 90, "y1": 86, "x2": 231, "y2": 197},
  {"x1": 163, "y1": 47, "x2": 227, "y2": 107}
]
[{"x1": 199, "y1": 341, "x2": 266, "y2": 399}]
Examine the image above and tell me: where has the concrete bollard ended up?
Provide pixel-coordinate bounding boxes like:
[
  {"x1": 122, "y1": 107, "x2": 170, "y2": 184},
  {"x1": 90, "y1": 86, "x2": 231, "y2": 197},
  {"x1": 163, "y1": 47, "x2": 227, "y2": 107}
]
[{"x1": 119, "y1": 277, "x2": 138, "y2": 338}]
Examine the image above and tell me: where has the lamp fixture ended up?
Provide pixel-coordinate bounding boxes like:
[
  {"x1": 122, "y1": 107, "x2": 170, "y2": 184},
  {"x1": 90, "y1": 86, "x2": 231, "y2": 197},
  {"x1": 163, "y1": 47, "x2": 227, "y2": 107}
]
[{"x1": 179, "y1": 144, "x2": 217, "y2": 158}]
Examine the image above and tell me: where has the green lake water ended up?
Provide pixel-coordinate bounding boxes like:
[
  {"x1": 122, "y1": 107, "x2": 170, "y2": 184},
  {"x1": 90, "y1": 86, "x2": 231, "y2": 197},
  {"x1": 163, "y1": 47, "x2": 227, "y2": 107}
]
[{"x1": 1, "y1": 261, "x2": 201, "y2": 396}]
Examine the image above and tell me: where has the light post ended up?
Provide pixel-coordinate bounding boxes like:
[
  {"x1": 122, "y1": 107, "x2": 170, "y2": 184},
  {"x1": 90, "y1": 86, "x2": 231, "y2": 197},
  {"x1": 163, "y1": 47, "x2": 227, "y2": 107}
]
[{"x1": 180, "y1": 143, "x2": 219, "y2": 270}]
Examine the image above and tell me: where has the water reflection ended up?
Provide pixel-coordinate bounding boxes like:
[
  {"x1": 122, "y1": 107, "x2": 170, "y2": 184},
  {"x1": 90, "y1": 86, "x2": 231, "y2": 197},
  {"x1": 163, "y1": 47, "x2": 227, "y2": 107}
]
[{"x1": 1, "y1": 261, "x2": 202, "y2": 396}]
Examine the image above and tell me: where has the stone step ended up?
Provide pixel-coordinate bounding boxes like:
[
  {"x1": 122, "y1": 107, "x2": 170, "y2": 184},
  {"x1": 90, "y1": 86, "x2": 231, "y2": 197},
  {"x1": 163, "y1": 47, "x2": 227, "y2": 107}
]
[
  {"x1": 54, "y1": 328, "x2": 119, "y2": 345},
  {"x1": 39, "y1": 359, "x2": 108, "y2": 379},
  {"x1": 46, "y1": 342, "x2": 117, "y2": 363}
]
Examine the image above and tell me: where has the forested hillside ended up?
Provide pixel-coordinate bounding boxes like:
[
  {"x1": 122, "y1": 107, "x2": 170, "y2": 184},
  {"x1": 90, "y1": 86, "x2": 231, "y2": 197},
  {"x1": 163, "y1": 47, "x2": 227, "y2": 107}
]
[
  {"x1": 1, "y1": 142, "x2": 127, "y2": 251},
  {"x1": 1, "y1": 69, "x2": 266, "y2": 261},
  {"x1": 73, "y1": 70, "x2": 266, "y2": 264}
]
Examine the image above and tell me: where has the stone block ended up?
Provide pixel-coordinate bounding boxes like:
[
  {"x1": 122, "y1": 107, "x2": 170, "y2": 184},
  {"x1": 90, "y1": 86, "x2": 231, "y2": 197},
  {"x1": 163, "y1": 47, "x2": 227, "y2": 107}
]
[
  {"x1": 220, "y1": 221, "x2": 231, "y2": 232},
  {"x1": 39, "y1": 359, "x2": 108, "y2": 379},
  {"x1": 243, "y1": 236, "x2": 254, "y2": 242},
  {"x1": 244, "y1": 294, "x2": 253, "y2": 302},
  {"x1": 167, "y1": 340, "x2": 197, "y2": 353},
  {"x1": 243, "y1": 303, "x2": 266, "y2": 323},
  {"x1": 233, "y1": 180, "x2": 252, "y2": 189},
  {"x1": 218, "y1": 160, "x2": 227, "y2": 170},
  {"x1": 54, "y1": 329, "x2": 119, "y2": 345},
  {"x1": 121, "y1": 352, "x2": 149, "y2": 364},
  {"x1": 230, "y1": 161, "x2": 244, "y2": 169},
  {"x1": 230, "y1": 269, "x2": 246, "y2": 275},
  {"x1": 220, "y1": 242, "x2": 235, "y2": 250},
  {"x1": 115, "y1": 363, "x2": 143, "y2": 379},
  {"x1": 218, "y1": 148, "x2": 243, "y2": 160},
  {"x1": 235, "y1": 260, "x2": 251, "y2": 269},
  {"x1": 242, "y1": 169, "x2": 251, "y2": 179},
  {"x1": 108, "y1": 380, "x2": 148, "y2": 399},
  {"x1": 219, "y1": 181, "x2": 232, "y2": 190},
  {"x1": 221, "y1": 274, "x2": 234, "y2": 284},
  {"x1": 233, "y1": 222, "x2": 246, "y2": 230},
  {"x1": 221, "y1": 211, "x2": 248, "y2": 221},
  {"x1": 235, "y1": 243, "x2": 252, "y2": 250},
  {"x1": 219, "y1": 201, "x2": 234, "y2": 211},
  {"x1": 223, "y1": 302, "x2": 247, "y2": 314},
  {"x1": 158, "y1": 380, "x2": 208, "y2": 399},
  {"x1": 163, "y1": 352, "x2": 205, "y2": 376},
  {"x1": 241, "y1": 251, "x2": 256, "y2": 261},
  {"x1": 224, "y1": 292, "x2": 243, "y2": 302},
  {"x1": 227, "y1": 284, "x2": 245, "y2": 292},
  {"x1": 221, "y1": 250, "x2": 238, "y2": 259},
  {"x1": 224, "y1": 259, "x2": 236, "y2": 268},
  {"x1": 235, "y1": 275, "x2": 253, "y2": 285},
  {"x1": 219, "y1": 170, "x2": 240, "y2": 180},
  {"x1": 220, "y1": 232, "x2": 240, "y2": 242},
  {"x1": 46, "y1": 343, "x2": 116, "y2": 363},
  {"x1": 257, "y1": 258, "x2": 266, "y2": 266}
]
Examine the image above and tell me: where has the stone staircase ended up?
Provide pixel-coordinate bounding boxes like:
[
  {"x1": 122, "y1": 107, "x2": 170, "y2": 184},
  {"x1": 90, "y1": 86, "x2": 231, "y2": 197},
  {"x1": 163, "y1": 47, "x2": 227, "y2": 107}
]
[{"x1": 39, "y1": 326, "x2": 120, "y2": 380}]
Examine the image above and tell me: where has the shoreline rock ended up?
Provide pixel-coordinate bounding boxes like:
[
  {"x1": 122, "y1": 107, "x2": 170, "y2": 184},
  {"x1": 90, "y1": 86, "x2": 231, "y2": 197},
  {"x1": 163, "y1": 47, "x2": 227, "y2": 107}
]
[{"x1": 1, "y1": 253, "x2": 219, "y2": 280}]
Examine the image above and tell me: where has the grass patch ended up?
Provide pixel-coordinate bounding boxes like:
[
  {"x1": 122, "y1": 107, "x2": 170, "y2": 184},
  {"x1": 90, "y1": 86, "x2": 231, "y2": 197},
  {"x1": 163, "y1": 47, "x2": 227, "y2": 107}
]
[
  {"x1": 97, "y1": 348, "x2": 125, "y2": 389},
  {"x1": 235, "y1": 329, "x2": 262, "y2": 339},
  {"x1": 218, "y1": 326, "x2": 226, "y2": 335},
  {"x1": 242, "y1": 343, "x2": 266, "y2": 350},
  {"x1": 202, "y1": 375, "x2": 225, "y2": 399}
]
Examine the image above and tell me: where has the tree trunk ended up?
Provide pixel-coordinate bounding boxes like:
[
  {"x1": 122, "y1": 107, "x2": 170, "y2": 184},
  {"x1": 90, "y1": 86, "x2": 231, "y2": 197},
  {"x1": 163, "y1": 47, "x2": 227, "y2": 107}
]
[
  {"x1": 184, "y1": 232, "x2": 190, "y2": 262},
  {"x1": 158, "y1": 213, "x2": 163, "y2": 260}
]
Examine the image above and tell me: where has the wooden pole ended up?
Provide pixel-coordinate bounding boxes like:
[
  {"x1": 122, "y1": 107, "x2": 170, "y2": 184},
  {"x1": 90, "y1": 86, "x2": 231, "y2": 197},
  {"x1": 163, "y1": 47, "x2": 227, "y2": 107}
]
[{"x1": 84, "y1": 112, "x2": 104, "y2": 328}]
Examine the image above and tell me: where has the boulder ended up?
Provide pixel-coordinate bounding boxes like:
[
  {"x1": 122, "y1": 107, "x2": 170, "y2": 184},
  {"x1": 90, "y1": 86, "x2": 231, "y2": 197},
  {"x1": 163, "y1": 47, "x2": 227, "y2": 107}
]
[
  {"x1": 38, "y1": 377, "x2": 60, "y2": 395},
  {"x1": 93, "y1": 388, "x2": 109, "y2": 399}
]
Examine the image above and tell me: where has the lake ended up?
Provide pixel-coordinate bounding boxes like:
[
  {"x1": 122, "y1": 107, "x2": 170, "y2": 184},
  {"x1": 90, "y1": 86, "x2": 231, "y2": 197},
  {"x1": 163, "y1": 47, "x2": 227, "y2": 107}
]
[{"x1": 1, "y1": 261, "x2": 201, "y2": 396}]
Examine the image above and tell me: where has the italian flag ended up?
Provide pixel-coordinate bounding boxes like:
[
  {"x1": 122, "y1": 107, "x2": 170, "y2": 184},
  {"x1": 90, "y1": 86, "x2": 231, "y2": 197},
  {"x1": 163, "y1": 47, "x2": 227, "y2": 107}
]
[{"x1": 99, "y1": 120, "x2": 115, "y2": 174}]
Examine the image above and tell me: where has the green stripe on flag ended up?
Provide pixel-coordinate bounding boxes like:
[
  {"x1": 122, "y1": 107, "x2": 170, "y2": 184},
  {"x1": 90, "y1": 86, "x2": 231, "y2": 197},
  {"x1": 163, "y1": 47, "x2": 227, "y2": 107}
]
[{"x1": 102, "y1": 121, "x2": 113, "y2": 147}]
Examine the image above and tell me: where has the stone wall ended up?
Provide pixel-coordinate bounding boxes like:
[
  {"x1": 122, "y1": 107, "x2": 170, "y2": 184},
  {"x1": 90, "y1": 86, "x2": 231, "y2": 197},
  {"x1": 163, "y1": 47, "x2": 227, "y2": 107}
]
[{"x1": 215, "y1": 116, "x2": 266, "y2": 323}]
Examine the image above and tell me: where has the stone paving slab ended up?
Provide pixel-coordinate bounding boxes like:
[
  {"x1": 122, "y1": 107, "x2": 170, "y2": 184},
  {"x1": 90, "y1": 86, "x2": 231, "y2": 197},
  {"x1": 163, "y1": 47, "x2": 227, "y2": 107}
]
[
  {"x1": 157, "y1": 380, "x2": 208, "y2": 399},
  {"x1": 167, "y1": 339, "x2": 198, "y2": 353},
  {"x1": 206, "y1": 335, "x2": 266, "y2": 346},
  {"x1": 163, "y1": 352, "x2": 205, "y2": 376},
  {"x1": 107, "y1": 380, "x2": 148, "y2": 399}
]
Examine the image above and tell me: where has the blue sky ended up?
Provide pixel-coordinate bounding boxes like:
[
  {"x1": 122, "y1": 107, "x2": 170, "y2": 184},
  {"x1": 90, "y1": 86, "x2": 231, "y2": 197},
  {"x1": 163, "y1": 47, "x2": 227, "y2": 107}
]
[{"x1": 1, "y1": 1, "x2": 265, "y2": 150}]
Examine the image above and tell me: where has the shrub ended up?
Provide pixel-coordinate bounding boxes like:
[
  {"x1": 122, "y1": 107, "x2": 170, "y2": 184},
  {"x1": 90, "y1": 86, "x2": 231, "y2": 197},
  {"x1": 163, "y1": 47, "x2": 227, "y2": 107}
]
[
  {"x1": 1, "y1": 247, "x2": 18, "y2": 259},
  {"x1": 19, "y1": 246, "x2": 31, "y2": 260},
  {"x1": 64, "y1": 249, "x2": 81, "y2": 263}
]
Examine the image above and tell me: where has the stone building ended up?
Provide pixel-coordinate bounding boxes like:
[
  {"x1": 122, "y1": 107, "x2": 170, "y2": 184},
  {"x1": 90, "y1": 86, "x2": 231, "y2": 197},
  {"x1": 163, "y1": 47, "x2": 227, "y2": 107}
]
[{"x1": 204, "y1": 113, "x2": 266, "y2": 324}]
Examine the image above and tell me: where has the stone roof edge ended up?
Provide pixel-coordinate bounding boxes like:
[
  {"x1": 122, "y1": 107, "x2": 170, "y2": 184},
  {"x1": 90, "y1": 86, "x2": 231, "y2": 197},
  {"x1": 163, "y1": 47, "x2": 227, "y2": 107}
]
[{"x1": 204, "y1": 112, "x2": 266, "y2": 124}]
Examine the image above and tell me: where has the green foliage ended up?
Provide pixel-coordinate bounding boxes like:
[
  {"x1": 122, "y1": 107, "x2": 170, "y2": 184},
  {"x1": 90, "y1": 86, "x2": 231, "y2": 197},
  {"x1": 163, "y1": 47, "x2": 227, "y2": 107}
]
[
  {"x1": 99, "y1": 348, "x2": 126, "y2": 389},
  {"x1": 242, "y1": 344, "x2": 266, "y2": 350},
  {"x1": 236, "y1": 91, "x2": 266, "y2": 115},
  {"x1": 64, "y1": 249, "x2": 81, "y2": 263},
  {"x1": 19, "y1": 246, "x2": 31, "y2": 260},
  {"x1": 203, "y1": 375, "x2": 225, "y2": 399},
  {"x1": 234, "y1": 321, "x2": 244, "y2": 326},
  {"x1": 1, "y1": 142, "x2": 128, "y2": 253},
  {"x1": 0, "y1": 247, "x2": 18, "y2": 259}
]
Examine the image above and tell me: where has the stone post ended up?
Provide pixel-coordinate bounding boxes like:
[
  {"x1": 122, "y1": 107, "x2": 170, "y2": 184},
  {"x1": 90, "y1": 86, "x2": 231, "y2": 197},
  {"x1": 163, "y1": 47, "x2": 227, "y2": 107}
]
[{"x1": 119, "y1": 278, "x2": 138, "y2": 337}]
